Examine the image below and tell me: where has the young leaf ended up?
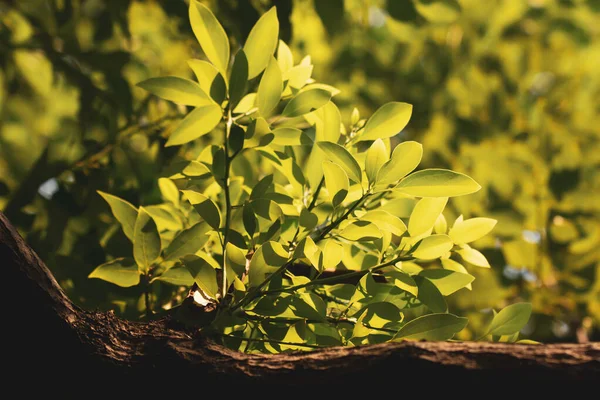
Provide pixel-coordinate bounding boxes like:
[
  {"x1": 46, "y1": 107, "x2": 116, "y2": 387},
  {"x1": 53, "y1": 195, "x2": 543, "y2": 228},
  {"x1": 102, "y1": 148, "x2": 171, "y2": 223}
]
[
  {"x1": 163, "y1": 222, "x2": 211, "y2": 262},
  {"x1": 396, "y1": 169, "x2": 481, "y2": 197},
  {"x1": 137, "y1": 77, "x2": 212, "y2": 106},
  {"x1": 365, "y1": 139, "x2": 389, "y2": 185},
  {"x1": 449, "y1": 217, "x2": 497, "y2": 244},
  {"x1": 419, "y1": 269, "x2": 475, "y2": 296},
  {"x1": 181, "y1": 190, "x2": 222, "y2": 230},
  {"x1": 357, "y1": 102, "x2": 413, "y2": 142},
  {"x1": 317, "y1": 142, "x2": 362, "y2": 183},
  {"x1": 394, "y1": 313, "x2": 468, "y2": 341},
  {"x1": 376, "y1": 141, "x2": 423, "y2": 185},
  {"x1": 408, "y1": 197, "x2": 448, "y2": 237},
  {"x1": 229, "y1": 50, "x2": 248, "y2": 108},
  {"x1": 248, "y1": 241, "x2": 289, "y2": 288},
  {"x1": 415, "y1": 276, "x2": 447, "y2": 312},
  {"x1": 277, "y1": 40, "x2": 294, "y2": 73},
  {"x1": 256, "y1": 57, "x2": 283, "y2": 117},
  {"x1": 133, "y1": 207, "x2": 161, "y2": 273},
  {"x1": 153, "y1": 267, "x2": 194, "y2": 286},
  {"x1": 282, "y1": 88, "x2": 331, "y2": 117},
  {"x1": 339, "y1": 221, "x2": 383, "y2": 241},
  {"x1": 158, "y1": 178, "x2": 179, "y2": 206},
  {"x1": 244, "y1": 7, "x2": 279, "y2": 79},
  {"x1": 322, "y1": 160, "x2": 349, "y2": 207},
  {"x1": 89, "y1": 258, "x2": 140, "y2": 288},
  {"x1": 284, "y1": 65, "x2": 313, "y2": 89},
  {"x1": 411, "y1": 234, "x2": 453, "y2": 260},
  {"x1": 183, "y1": 254, "x2": 219, "y2": 299},
  {"x1": 294, "y1": 236, "x2": 322, "y2": 271},
  {"x1": 456, "y1": 245, "x2": 490, "y2": 268},
  {"x1": 187, "y1": 59, "x2": 226, "y2": 103},
  {"x1": 319, "y1": 239, "x2": 344, "y2": 270},
  {"x1": 189, "y1": 0, "x2": 230, "y2": 75},
  {"x1": 98, "y1": 191, "x2": 137, "y2": 242},
  {"x1": 311, "y1": 101, "x2": 342, "y2": 143},
  {"x1": 165, "y1": 104, "x2": 222, "y2": 146},
  {"x1": 487, "y1": 303, "x2": 532, "y2": 336},
  {"x1": 441, "y1": 258, "x2": 472, "y2": 290},
  {"x1": 360, "y1": 210, "x2": 407, "y2": 237}
]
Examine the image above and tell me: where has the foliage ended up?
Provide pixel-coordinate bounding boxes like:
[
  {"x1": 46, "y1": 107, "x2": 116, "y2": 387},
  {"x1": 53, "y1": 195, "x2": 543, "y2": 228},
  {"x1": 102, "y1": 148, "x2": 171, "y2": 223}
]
[{"x1": 80, "y1": 1, "x2": 529, "y2": 352}]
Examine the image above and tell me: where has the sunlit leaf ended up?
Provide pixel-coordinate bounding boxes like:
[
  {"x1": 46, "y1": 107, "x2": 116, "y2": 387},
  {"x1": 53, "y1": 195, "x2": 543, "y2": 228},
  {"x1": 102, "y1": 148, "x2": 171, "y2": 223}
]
[
  {"x1": 408, "y1": 197, "x2": 448, "y2": 237},
  {"x1": 89, "y1": 258, "x2": 140, "y2": 288},
  {"x1": 133, "y1": 207, "x2": 161, "y2": 273},
  {"x1": 377, "y1": 141, "x2": 423, "y2": 185},
  {"x1": 322, "y1": 160, "x2": 349, "y2": 207},
  {"x1": 189, "y1": 0, "x2": 230, "y2": 75},
  {"x1": 256, "y1": 57, "x2": 283, "y2": 117},
  {"x1": 181, "y1": 190, "x2": 222, "y2": 230},
  {"x1": 487, "y1": 303, "x2": 532, "y2": 336},
  {"x1": 244, "y1": 7, "x2": 279, "y2": 79},
  {"x1": 98, "y1": 191, "x2": 137, "y2": 242},
  {"x1": 282, "y1": 88, "x2": 331, "y2": 117},
  {"x1": 411, "y1": 234, "x2": 453, "y2": 260},
  {"x1": 166, "y1": 104, "x2": 222, "y2": 146},
  {"x1": 396, "y1": 169, "x2": 481, "y2": 197},
  {"x1": 163, "y1": 222, "x2": 211, "y2": 261},
  {"x1": 248, "y1": 241, "x2": 289, "y2": 288},
  {"x1": 357, "y1": 102, "x2": 413, "y2": 142},
  {"x1": 153, "y1": 267, "x2": 194, "y2": 286},
  {"x1": 137, "y1": 76, "x2": 212, "y2": 106},
  {"x1": 456, "y1": 245, "x2": 490, "y2": 268},
  {"x1": 317, "y1": 142, "x2": 362, "y2": 183},
  {"x1": 394, "y1": 313, "x2": 468, "y2": 341},
  {"x1": 449, "y1": 217, "x2": 497, "y2": 244},
  {"x1": 419, "y1": 269, "x2": 475, "y2": 295},
  {"x1": 365, "y1": 139, "x2": 389, "y2": 185}
]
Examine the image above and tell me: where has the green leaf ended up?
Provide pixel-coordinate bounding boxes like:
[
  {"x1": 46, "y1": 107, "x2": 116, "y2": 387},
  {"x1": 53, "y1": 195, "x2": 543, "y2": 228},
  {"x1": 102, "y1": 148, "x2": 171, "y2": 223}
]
[
  {"x1": 317, "y1": 142, "x2": 362, "y2": 183},
  {"x1": 182, "y1": 254, "x2": 219, "y2": 299},
  {"x1": 244, "y1": 7, "x2": 279, "y2": 79},
  {"x1": 291, "y1": 293, "x2": 327, "y2": 320},
  {"x1": 419, "y1": 269, "x2": 475, "y2": 295},
  {"x1": 187, "y1": 59, "x2": 226, "y2": 103},
  {"x1": 243, "y1": 202, "x2": 257, "y2": 238},
  {"x1": 415, "y1": 276, "x2": 447, "y2": 312},
  {"x1": 163, "y1": 222, "x2": 211, "y2": 261},
  {"x1": 312, "y1": 101, "x2": 341, "y2": 143},
  {"x1": 322, "y1": 160, "x2": 349, "y2": 207},
  {"x1": 89, "y1": 258, "x2": 140, "y2": 288},
  {"x1": 449, "y1": 217, "x2": 497, "y2": 244},
  {"x1": 415, "y1": 0, "x2": 461, "y2": 24},
  {"x1": 284, "y1": 65, "x2": 313, "y2": 89},
  {"x1": 282, "y1": 88, "x2": 331, "y2": 117},
  {"x1": 339, "y1": 221, "x2": 382, "y2": 241},
  {"x1": 294, "y1": 236, "x2": 322, "y2": 271},
  {"x1": 256, "y1": 57, "x2": 283, "y2": 117},
  {"x1": 133, "y1": 207, "x2": 161, "y2": 273},
  {"x1": 319, "y1": 239, "x2": 343, "y2": 270},
  {"x1": 441, "y1": 259, "x2": 472, "y2": 290},
  {"x1": 153, "y1": 267, "x2": 194, "y2": 286},
  {"x1": 456, "y1": 245, "x2": 490, "y2": 268},
  {"x1": 396, "y1": 169, "x2": 481, "y2": 197},
  {"x1": 166, "y1": 104, "x2": 222, "y2": 146},
  {"x1": 181, "y1": 190, "x2": 222, "y2": 230},
  {"x1": 189, "y1": 0, "x2": 230, "y2": 75},
  {"x1": 229, "y1": 50, "x2": 248, "y2": 108},
  {"x1": 158, "y1": 178, "x2": 179, "y2": 206},
  {"x1": 248, "y1": 241, "x2": 289, "y2": 288},
  {"x1": 98, "y1": 191, "x2": 137, "y2": 242},
  {"x1": 360, "y1": 210, "x2": 407, "y2": 237},
  {"x1": 408, "y1": 197, "x2": 448, "y2": 237},
  {"x1": 145, "y1": 205, "x2": 182, "y2": 231},
  {"x1": 357, "y1": 102, "x2": 413, "y2": 142},
  {"x1": 299, "y1": 208, "x2": 318, "y2": 230},
  {"x1": 271, "y1": 127, "x2": 303, "y2": 146},
  {"x1": 365, "y1": 139, "x2": 389, "y2": 185},
  {"x1": 277, "y1": 40, "x2": 294, "y2": 73},
  {"x1": 250, "y1": 175, "x2": 273, "y2": 200},
  {"x1": 394, "y1": 313, "x2": 468, "y2": 341},
  {"x1": 376, "y1": 141, "x2": 423, "y2": 185},
  {"x1": 384, "y1": 268, "x2": 418, "y2": 296},
  {"x1": 487, "y1": 303, "x2": 532, "y2": 336},
  {"x1": 411, "y1": 234, "x2": 453, "y2": 260},
  {"x1": 137, "y1": 76, "x2": 212, "y2": 106}
]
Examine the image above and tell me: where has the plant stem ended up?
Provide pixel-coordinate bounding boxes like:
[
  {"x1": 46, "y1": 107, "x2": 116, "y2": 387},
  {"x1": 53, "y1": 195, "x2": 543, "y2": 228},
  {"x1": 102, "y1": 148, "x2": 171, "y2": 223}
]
[
  {"x1": 313, "y1": 193, "x2": 369, "y2": 243},
  {"x1": 144, "y1": 273, "x2": 152, "y2": 319},
  {"x1": 221, "y1": 110, "x2": 233, "y2": 301},
  {"x1": 262, "y1": 255, "x2": 413, "y2": 295}
]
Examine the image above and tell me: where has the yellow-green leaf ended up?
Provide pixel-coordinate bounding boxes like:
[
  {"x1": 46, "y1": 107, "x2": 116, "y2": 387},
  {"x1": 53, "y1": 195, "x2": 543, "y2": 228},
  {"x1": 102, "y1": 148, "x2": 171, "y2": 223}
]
[
  {"x1": 408, "y1": 197, "x2": 448, "y2": 237},
  {"x1": 322, "y1": 160, "x2": 349, "y2": 207},
  {"x1": 166, "y1": 104, "x2": 222, "y2": 146},
  {"x1": 248, "y1": 241, "x2": 289, "y2": 288},
  {"x1": 339, "y1": 221, "x2": 382, "y2": 241},
  {"x1": 256, "y1": 57, "x2": 283, "y2": 117},
  {"x1": 456, "y1": 245, "x2": 490, "y2": 268},
  {"x1": 396, "y1": 169, "x2": 481, "y2": 197},
  {"x1": 394, "y1": 313, "x2": 468, "y2": 341},
  {"x1": 158, "y1": 178, "x2": 179, "y2": 206},
  {"x1": 189, "y1": 0, "x2": 230, "y2": 75},
  {"x1": 419, "y1": 268, "x2": 475, "y2": 295},
  {"x1": 133, "y1": 207, "x2": 161, "y2": 273},
  {"x1": 183, "y1": 254, "x2": 219, "y2": 299},
  {"x1": 282, "y1": 88, "x2": 331, "y2": 117},
  {"x1": 317, "y1": 142, "x2": 362, "y2": 183},
  {"x1": 365, "y1": 139, "x2": 389, "y2": 185},
  {"x1": 187, "y1": 59, "x2": 226, "y2": 103},
  {"x1": 277, "y1": 40, "x2": 294, "y2": 73},
  {"x1": 487, "y1": 303, "x2": 532, "y2": 336},
  {"x1": 89, "y1": 258, "x2": 140, "y2": 288},
  {"x1": 357, "y1": 102, "x2": 413, "y2": 142},
  {"x1": 163, "y1": 222, "x2": 211, "y2": 262},
  {"x1": 360, "y1": 210, "x2": 407, "y2": 237},
  {"x1": 411, "y1": 234, "x2": 453, "y2": 260},
  {"x1": 441, "y1": 258, "x2": 472, "y2": 290},
  {"x1": 377, "y1": 141, "x2": 423, "y2": 185},
  {"x1": 319, "y1": 239, "x2": 344, "y2": 270},
  {"x1": 98, "y1": 191, "x2": 138, "y2": 242},
  {"x1": 449, "y1": 217, "x2": 497, "y2": 244},
  {"x1": 137, "y1": 76, "x2": 212, "y2": 106},
  {"x1": 244, "y1": 7, "x2": 279, "y2": 79},
  {"x1": 182, "y1": 190, "x2": 222, "y2": 230},
  {"x1": 153, "y1": 267, "x2": 194, "y2": 286}
]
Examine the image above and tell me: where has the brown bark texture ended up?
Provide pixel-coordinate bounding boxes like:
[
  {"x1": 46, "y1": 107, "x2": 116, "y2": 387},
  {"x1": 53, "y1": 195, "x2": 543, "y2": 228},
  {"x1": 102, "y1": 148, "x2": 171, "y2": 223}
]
[{"x1": 1, "y1": 211, "x2": 598, "y2": 390}]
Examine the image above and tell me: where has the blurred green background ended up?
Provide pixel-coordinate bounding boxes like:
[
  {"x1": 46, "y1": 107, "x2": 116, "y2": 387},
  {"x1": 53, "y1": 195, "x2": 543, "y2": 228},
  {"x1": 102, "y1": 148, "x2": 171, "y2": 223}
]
[{"x1": 1, "y1": 0, "x2": 599, "y2": 342}]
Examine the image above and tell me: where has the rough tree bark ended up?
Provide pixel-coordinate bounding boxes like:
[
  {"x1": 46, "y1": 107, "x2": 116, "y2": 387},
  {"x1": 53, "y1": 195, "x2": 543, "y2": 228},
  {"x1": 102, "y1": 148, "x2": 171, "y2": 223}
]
[{"x1": 2, "y1": 211, "x2": 598, "y2": 390}]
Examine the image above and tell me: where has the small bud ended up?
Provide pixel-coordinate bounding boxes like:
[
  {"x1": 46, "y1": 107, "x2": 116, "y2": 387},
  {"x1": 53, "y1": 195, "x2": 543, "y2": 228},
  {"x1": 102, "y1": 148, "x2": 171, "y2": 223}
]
[{"x1": 351, "y1": 107, "x2": 360, "y2": 126}]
